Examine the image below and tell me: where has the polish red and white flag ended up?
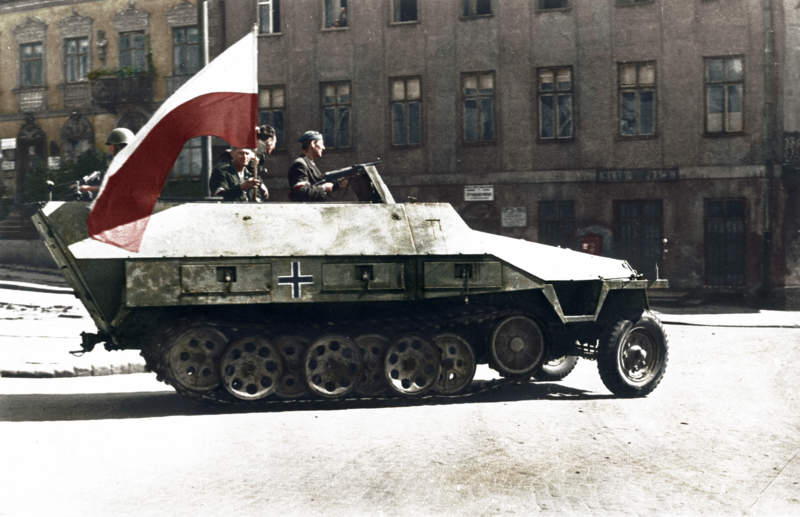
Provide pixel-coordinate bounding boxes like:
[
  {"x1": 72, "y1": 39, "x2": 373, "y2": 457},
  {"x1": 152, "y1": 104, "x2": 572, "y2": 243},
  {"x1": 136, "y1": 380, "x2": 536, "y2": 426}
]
[{"x1": 87, "y1": 28, "x2": 258, "y2": 252}]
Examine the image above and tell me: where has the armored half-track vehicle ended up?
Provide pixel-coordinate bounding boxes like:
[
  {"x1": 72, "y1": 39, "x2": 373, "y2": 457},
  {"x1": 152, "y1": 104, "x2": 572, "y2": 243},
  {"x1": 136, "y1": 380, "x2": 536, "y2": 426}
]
[{"x1": 32, "y1": 166, "x2": 668, "y2": 405}]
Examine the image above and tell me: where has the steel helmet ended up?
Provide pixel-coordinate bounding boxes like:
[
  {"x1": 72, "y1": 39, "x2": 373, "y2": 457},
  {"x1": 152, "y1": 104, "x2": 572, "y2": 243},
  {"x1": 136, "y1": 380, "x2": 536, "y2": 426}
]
[{"x1": 106, "y1": 127, "x2": 135, "y2": 146}]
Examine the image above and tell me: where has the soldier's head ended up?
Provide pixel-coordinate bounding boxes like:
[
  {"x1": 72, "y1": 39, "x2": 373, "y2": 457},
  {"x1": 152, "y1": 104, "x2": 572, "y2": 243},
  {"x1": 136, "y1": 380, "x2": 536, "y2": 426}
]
[
  {"x1": 298, "y1": 131, "x2": 324, "y2": 160},
  {"x1": 258, "y1": 125, "x2": 277, "y2": 155},
  {"x1": 230, "y1": 147, "x2": 254, "y2": 171},
  {"x1": 106, "y1": 127, "x2": 134, "y2": 157}
]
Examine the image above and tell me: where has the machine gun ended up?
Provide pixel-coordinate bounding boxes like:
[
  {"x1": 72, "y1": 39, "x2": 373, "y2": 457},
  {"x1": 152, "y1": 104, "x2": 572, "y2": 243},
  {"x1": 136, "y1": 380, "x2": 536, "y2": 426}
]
[
  {"x1": 46, "y1": 170, "x2": 102, "y2": 201},
  {"x1": 312, "y1": 160, "x2": 381, "y2": 187}
]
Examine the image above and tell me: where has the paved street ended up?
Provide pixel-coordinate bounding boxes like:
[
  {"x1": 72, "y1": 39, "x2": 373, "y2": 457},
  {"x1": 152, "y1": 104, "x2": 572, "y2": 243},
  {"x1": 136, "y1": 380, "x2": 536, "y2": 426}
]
[{"x1": 1, "y1": 278, "x2": 799, "y2": 516}]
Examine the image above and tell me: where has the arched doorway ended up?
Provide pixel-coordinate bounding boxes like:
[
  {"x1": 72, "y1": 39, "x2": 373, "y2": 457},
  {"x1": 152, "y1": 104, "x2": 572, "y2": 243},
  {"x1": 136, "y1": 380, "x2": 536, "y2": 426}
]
[{"x1": 16, "y1": 114, "x2": 47, "y2": 196}]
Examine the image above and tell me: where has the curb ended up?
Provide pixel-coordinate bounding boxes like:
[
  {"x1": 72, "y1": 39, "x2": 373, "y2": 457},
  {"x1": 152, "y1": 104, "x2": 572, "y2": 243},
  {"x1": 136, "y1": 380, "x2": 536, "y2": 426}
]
[{"x1": 0, "y1": 363, "x2": 147, "y2": 379}]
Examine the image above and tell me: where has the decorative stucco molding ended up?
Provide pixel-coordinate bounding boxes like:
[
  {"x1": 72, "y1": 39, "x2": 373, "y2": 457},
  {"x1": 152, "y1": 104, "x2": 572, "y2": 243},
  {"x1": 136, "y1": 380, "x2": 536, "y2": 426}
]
[
  {"x1": 58, "y1": 8, "x2": 93, "y2": 39},
  {"x1": 167, "y1": 2, "x2": 197, "y2": 28},
  {"x1": 14, "y1": 16, "x2": 47, "y2": 44},
  {"x1": 114, "y1": 1, "x2": 150, "y2": 34}
]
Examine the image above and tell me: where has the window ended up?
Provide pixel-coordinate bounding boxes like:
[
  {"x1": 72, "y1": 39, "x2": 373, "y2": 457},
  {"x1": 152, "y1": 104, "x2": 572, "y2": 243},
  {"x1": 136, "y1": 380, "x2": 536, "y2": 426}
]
[
  {"x1": 321, "y1": 82, "x2": 351, "y2": 149},
  {"x1": 705, "y1": 57, "x2": 743, "y2": 134},
  {"x1": 173, "y1": 137, "x2": 202, "y2": 177},
  {"x1": 391, "y1": 78, "x2": 422, "y2": 146},
  {"x1": 119, "y1": 32, "x2": 145, "y2": 69},
  {"x1": 173, "y1": 27, "x2": 200, "y2": 76},
  {"x1": 619, "y1": 61, "x2": 655, "y2": 137},
  {"x1": 325, "y1": 0, "x2": 348, "y2": 28},
  {"x1": 538, "y1": 67, "x2": 573, "y2": 140},
  {"x1": 21, "y1": 43, "x2": 44, "y2": 87},
  {"x1": 258, "y1": 0, "x2": 281, "y2": 34},
  {"x1": 259, "y1": 86, "x2": 286, "y2": 150},
  {"x1": 540, "y1": 202, "x2": 575, "y2": 249},
  {"x1": 463, "y1": 0, "x2": 491, "y2": 17},
  {"x1": 462, "y1": 72, "x2": 495, "y2": 143},
  {"x1": 539, "y1": 0, "x2": 569, "y2": 9},
  {"x1": 393, "y1": 0, "x2": 418, "y2": 23},
  {"x1": 705, "y1": 199, "x2": 745, "y2": 286},
  {"x1": 64, "y1": 37, "x2": 89, "y2": 82}
]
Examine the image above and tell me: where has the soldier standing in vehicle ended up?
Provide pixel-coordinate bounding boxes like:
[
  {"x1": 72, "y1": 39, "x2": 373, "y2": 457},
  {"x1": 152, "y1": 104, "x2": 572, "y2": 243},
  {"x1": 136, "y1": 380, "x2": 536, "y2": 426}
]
[
  {"x1": 75, "y1": 127, "x2": 133, "y2": 200},
  {"x1": 248, "y1": 125, "x2": 276, "y2": 177},
  {"x1": 210, "y1": 146, "x2": 267, "y2": 202},
  {"x1": 288, "y1": 131, "x2": 348, "y2": 202}
]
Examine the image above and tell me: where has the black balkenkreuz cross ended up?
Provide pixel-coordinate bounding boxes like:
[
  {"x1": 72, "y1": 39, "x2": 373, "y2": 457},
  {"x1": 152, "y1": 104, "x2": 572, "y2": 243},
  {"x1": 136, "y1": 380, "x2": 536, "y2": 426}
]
[{"x1": 278, "y1": 261, "x2": 314, "y2": 298}]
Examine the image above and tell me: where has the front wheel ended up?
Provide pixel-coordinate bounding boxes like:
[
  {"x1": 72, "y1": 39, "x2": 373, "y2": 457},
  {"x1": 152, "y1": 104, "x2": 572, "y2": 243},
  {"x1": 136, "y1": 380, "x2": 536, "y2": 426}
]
[
  {"x1": 533, "y1": 355, "x2": 579, "y2": 382},
  {"x1": 597, "y1": 310, "x2": 668, "y2": 398}
]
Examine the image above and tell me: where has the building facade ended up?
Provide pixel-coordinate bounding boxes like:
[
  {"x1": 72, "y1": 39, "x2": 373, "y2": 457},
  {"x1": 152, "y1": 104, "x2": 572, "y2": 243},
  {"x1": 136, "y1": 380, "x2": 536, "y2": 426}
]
[
  {"x1": 0, "y1": 0, "x2": 201, "y2": 209},
  {"x1": 206, "y1": 0, "x2": 799, "y2": 308},
  {"x1": 2, "y1": 0, "x2": 799, "y2": 308}
]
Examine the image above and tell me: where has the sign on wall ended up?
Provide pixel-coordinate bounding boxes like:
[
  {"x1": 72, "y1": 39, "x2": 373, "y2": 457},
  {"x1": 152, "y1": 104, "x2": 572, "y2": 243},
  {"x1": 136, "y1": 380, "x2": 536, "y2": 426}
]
[
  {"x1": 501, "y1": 207, "x2": 527, "y2": 228},
  {"x1": 464, "y1": 185, "x2": 494, "y2": 201}
]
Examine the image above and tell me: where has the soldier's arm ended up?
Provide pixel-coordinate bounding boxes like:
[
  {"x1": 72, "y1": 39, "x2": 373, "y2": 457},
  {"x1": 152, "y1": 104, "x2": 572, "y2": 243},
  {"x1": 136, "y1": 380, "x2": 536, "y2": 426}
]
[
  {"x1": 210, "y1": 169, "x2": 246, "y2": 201},
  {"x1": 288, "y1": 162, "x2": 327, "y2": 201}
]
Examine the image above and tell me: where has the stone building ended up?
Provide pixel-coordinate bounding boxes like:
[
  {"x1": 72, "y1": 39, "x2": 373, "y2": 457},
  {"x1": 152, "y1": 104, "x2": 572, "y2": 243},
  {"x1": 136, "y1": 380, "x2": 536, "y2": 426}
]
[
  {"x1": 0, "y1": 0, "x2": 201, "y2": 212},
  {"x1": 203, "y1": 0, "x2": 799, "y2": 308}
]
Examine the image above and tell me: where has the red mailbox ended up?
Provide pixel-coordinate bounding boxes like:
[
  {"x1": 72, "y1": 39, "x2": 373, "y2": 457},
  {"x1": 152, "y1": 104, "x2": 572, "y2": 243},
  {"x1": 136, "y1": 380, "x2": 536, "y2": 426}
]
[{"x1": 581, "y1": 233, "x2": 603, "y2": 256}]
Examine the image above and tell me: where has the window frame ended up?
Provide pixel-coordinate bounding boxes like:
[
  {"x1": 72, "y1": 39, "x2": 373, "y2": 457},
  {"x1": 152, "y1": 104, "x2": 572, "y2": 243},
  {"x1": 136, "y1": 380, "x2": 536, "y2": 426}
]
[
  {"x1": 323, "y1": 0, "x2": 349, "y2": 30},
  {"x1": 258, "y1": 0, "x2": 282, "y2": 35},
  {"x1": 460, "y1": 0, "x2": 492, "y2": 19},
  {"x1": 461, "y1": 71, "x2": 497, "y2": 146},
  {"x1": 391, "y1": 0, "x2": 420, "y2": 25},
  {"x1": 171, "y1": 137, "x2": 203, "y2": 179},
  {"x1": 259, "y1": 85, "x2": 287, "y2": 152},
  {"x1": 704, "y1": 55, "x2": 745, "y2": 136},
  {"x1": 389, "y1": 76, "x2": 423, "y2": 148},
  {"x1": 172, "y1": 26, "x2": 200, "y2": 76},
  {"x1": 20, "y1": 42, "x2": 45, "y2": 87},
  {"x1": 537, "y1": 0, "x2": 570, "y2": 11},
  {"x1": 119, "y1": 31, "x2": 146, "y2": 70},
  {"x1": 64, "y1": 36, "x2": 90, "y2": 83},
  {"x1": 320, "y1": 80, "x2": 352, "y2": 150},
  {"x1": 537, "y1": 66, "x2": 574, "y2": 142},
  {"x1": 618, "y1": 61, "x2": 657, "y2": 139}
]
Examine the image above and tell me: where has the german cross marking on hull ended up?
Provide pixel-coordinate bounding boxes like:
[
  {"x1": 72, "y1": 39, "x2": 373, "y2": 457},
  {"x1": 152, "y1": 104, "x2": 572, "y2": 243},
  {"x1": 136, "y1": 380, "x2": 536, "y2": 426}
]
[{"x1": 278, "y1": 261, "x2": 314, "y2": 298}]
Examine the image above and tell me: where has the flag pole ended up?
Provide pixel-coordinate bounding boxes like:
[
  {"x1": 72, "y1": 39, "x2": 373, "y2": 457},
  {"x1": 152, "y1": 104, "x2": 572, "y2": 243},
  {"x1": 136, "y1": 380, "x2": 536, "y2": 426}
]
[{"x1": 200, "y1": 0, "x2": 212, "y2": 197}]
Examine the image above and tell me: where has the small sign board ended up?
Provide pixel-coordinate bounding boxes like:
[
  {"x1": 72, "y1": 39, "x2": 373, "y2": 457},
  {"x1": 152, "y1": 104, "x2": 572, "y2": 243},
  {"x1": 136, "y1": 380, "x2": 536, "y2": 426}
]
[
  {"x1": 597, "y1": 169, "x2": 679, "y2": 182},
  {"x1": 1, "y1": 138, "x2": 16, "y2": 150},
  {"x1": 464, "y1": 185, "x2": 494, "y2": 202},
  {"x1": 501, "y1": 207, "x2": 527, "y2": 228},
  {"x1": 2, "y1": 160, "x2": 14, "y2": 171},
  {"x1": 48, "y1": 156, "x2": 61, "y2": 170}
]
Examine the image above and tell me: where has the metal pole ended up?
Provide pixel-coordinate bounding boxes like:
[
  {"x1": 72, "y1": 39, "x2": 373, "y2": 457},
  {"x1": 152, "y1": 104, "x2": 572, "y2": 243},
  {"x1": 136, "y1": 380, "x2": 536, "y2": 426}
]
[
  {"x1": 199, "y1": 0, "x2": 212, "y2": 197},
  {"x1": 762, "y1": 0, "x2": 774, "y2": 291}
]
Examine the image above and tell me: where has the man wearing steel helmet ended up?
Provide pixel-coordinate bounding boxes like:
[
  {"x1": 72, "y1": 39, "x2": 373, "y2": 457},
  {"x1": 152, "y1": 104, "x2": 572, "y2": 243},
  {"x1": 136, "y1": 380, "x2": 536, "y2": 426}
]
[
  {"x1": 288, "y1": 131, "x2": 348, "y2": 202},
  {"x1": 74, "y1": 127, "x2": 133, "y2": 200}
]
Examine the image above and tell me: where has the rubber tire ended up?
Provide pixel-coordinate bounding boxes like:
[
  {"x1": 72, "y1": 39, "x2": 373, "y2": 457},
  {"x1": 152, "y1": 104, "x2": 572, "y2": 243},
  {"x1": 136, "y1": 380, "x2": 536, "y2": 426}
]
[
  {"x1": 533, "y1": 355, "x2": 579, "y2": 382},
  {"x1": 597, "y1": 310, "x2": 668, "y2": 397}
]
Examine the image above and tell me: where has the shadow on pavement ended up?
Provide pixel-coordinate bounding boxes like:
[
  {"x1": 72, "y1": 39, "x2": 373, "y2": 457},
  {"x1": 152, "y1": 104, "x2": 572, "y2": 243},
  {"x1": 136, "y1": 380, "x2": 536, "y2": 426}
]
[{"x1": 0, "y1": 382, "x2": 616, "y2": 422}]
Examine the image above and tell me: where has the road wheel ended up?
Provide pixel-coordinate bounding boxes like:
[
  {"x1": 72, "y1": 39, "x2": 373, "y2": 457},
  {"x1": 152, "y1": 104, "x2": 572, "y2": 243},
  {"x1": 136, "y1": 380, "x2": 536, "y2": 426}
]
[
  {"x1": 274, "y1": 336, "x2": 310, "y2": 399},
  {"x1": 384, "y1": 333, "x2": 441, "y2": 396},
  {"x1": 354, "y1": 334, "x2": 390, "y2": 397},
  {"x1": 220, "y1": 336, "x2": 283, "y2": 400},
  {"x1": 597, "y1": 310, "x2": 669, "y2": 397},
  {"x1": 305, "y1": 334, "x2": 363, "y2": 398},
  {"x1": 165, "y1": 326, "x2": 228, "y2": 392},
  {"x1": 431, "y1": 334, "x2": 476, "y2": 395},
  {"x1": 533, "y1": 355, "x2": 579, "y2": 382},
  {"x1": 489, "y1": 315, "x2": 547, "y2": 377}
]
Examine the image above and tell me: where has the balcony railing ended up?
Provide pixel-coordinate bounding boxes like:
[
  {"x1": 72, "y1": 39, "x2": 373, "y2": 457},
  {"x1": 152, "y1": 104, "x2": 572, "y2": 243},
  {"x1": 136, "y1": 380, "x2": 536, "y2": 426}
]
[
  {"x1": 165, "y1": 75, "x2": 193, "y2": 98},
  {"x1": 13, "y1": 87, "x2": 47, "y2": 112},
  {"x1": 91, "y1": 75, "x2": 154, "y2": 111},
  {"x1": 60, "y1": 83, "x2": 92, "y2": 109}
]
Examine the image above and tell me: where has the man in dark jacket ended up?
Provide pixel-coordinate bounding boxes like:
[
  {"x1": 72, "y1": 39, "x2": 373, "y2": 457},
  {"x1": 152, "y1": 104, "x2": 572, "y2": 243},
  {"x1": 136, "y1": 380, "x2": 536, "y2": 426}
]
[
  {"x1": 288, "y1": 131, "x2": 347, "y2": 202},
  {"x1": 210, "y1": 147, "x2": 267, "y2": 202}
]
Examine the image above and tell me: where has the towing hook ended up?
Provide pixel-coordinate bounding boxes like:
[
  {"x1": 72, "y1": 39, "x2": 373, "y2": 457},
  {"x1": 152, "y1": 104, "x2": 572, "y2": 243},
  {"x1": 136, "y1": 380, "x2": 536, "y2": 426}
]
[{"x1": 69, "y1": 331, "x2": 106, "y2": 356}]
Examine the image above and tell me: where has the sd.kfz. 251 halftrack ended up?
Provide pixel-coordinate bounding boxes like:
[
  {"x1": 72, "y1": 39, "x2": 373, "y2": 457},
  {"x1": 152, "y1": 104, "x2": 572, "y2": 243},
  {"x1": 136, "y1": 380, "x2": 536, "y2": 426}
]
[{"x1": 32, "y1": 166, "x2": 668, "y2": 405}]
